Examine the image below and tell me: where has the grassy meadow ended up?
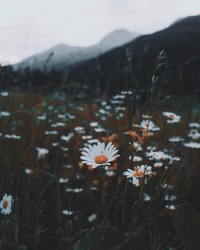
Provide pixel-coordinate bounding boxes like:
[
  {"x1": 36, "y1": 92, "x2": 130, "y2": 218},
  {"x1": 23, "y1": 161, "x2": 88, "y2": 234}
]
[{"x1": 0, "y1": 82, "x2": 200, "y2": 250}]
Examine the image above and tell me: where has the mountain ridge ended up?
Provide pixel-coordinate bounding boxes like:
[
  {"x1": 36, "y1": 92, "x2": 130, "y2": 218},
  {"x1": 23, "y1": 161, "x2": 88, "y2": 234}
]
[{"x1": 12, "y1": 29, "x2": 139, "y2": 71}]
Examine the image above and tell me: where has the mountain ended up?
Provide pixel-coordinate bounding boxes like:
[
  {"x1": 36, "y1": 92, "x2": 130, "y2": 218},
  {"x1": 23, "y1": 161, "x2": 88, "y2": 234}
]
[
  {"x1": 66, "y1": 15, "x2": 200, "y2": 97},
  {"x1": 12, "y1": 29, "x2": 139, "y2": 71},
  {"x1": 98, "y1": 29, "x2": 139, "y2": 49}
]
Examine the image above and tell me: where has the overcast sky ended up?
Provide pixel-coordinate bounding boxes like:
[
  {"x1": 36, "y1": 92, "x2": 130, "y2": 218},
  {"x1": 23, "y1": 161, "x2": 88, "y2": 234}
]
[{"x1": 1, "y1": 0, "x2": 200, "y2": 65}]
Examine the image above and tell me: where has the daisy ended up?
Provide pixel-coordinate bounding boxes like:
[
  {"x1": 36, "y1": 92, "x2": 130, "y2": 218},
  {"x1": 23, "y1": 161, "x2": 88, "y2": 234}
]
[
  {"x1": 189, "y1": 122, "x2": 200, "y2": 128},
  {"x1": 169, "y1": 136, "x2": 184, "y2": 142},
  {"x1": 25, "y1": 168, "x2": 34, "y2": 175},
  {"x1": 0, "y1": 194, "x2": 13, "y2": 215},
  {"x1": 62, "y1": 210, "x2": 73, "y2": 215},
  {"x1": 154, "y1": 162, "x2": 163, "y2": 168},
  {"x1": 183, "y1": 141, "x2": 200, "y2": 148},
  {"x1": 80, "y1": 142, "x2": 120, "y2": 169},
  {"x1": 128, "y1": 155, "x2": 143, "y2": 162},
  {"x1": 139, "y1": 120, "x2": 160, "y2": 131},
  {"x1": 146, "y1": 150, "x2": 168, "y2": 160},
  {"x1": 88, "y1": 213, "x2": 97, "y2": 222},
  {"x1": 123, "y1": 165, "x2": 152, "y2": 179},
  {"x1": 188, "y1": 129, "x2": 200, "y2": 140},
  {"x1": 36, "y1": 147, "x2": 49, "y2": 159},
  {"x1": 162, "y1": 112, "x2": 181, "y2": 123}
]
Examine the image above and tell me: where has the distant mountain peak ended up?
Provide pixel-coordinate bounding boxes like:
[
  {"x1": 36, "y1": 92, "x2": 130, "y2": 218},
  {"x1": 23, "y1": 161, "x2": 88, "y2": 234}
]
[{"x1": 98, "y1": 28, "x2": 139, "y2": 47}]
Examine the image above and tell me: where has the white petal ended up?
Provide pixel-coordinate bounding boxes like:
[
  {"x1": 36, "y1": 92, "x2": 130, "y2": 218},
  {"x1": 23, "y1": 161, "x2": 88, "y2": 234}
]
[
  {"x1": 100, "y1": 142, "x2": 105, "y2": 153},
  {"x1": 104, "y1": 142, "x2": 112, "y2": 154},
  {"x1": 105, "y1": 144, "x2": 115, "y2": 157},
  {"x1": 82, "y1": 147, "x2": 96, "y2": 158},
  {"x1": 92, "y1": 163, "x2": 100, "y2": 168},
  {"x1": 81, "y1": 152, "x2": 95, "y2": 160},
  {"x1": 93, "y1": 144, "x2": 100, "y2": 155},
  {"x1": 107, "y1": 149, "x2": 119, "y2": 159},
  {"x1": 107, "y1": 155, "x2": 119, "y2": 162},
  {"x1": 88, "y1": 144, "x2": 97, "y2": 155}
]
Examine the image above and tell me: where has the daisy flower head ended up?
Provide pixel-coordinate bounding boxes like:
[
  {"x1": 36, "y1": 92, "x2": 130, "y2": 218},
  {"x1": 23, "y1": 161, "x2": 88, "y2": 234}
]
[
  {"x1": 188, "y1": 129, "x2": 200, "y2": 140},
  {"x1": 80, "y1": 142, "x2": 120, "y2": 169},
  {"x1": 162, "y1": 112, "x2": 181, "y2": 124},
  {"x1": 139, "y1": 120, "x2": 160, "y2": 131},
  {"x1": 123, "y1": 165, "x2": 152, "y2": 178},
  {"x1": 0, "y1": 194, "x2": 13, "y2": 215}
]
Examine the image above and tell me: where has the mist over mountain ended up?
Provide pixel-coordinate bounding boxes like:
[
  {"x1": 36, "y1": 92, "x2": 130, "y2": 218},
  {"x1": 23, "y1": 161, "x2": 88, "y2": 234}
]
[{"x1": 12, "y1": 29, "x2": 139, "y2": 71}]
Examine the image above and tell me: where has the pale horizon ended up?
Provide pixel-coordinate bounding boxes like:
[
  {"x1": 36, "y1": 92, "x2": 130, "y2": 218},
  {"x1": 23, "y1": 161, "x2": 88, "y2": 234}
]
[{"x1": 1, "y1": 0, "x2": 200, "y2": 65}]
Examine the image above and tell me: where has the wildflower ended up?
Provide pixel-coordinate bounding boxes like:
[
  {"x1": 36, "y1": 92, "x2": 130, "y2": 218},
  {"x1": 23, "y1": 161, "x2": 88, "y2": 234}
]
[
  {"x1": 142, "y1": 114, "x2": 152, "y2": 119},
  {"x1": 62, "y1": 210, "x2": 73, "y2": 215},
  {"x1": 106, "y1": 170, "x2": 116, "y2": 176},
  {"x1": 162, "y1": 111, "x2": 181, "y2": 123},
  {"x1": 45, "y1": 130, "x2": 58, "y2": 135},
  {"x1": 144, "y1": 193, "x2": 151, "y2": 201},
  {"x1": 165, "y1": 205, "x2": 176, "y2": 210},
  {"x1": 58, "y1": 178, "x2": 69, "y2": 183},
  {"x1": 90, "y1": 122, "x2": 98, "y2": 127},
  {"x1": 154, "y1": 162, "x2": 163, "y2": 168},
  {"x1": 183, "y1": 141, "x2": 200, "y2": 148},
  {"x1": 81, "y1": 142, "x2": 120, "y2": 169},
  {"x1": 129, "y1": 155, "x2": 143, "y2": 162},
  {"x1": 36, "y1": 147, "x2": 49, "y2": 159},
  {"x1": 123, "y1": 165, "x2": 152, "y2": 179},
  {"x1": 0, "y1": 194, "x2": 13, "y2": 215},
  {"x1": 88, "y1": 213, "x2": 97, "y2": 222},
  {"x1": 51, "y1": 122, "x2": 66, "y2": 127},
  {"x1": 140, "y1": 120, "x2": 160, "y2": 131},
  {"x1": 74, "y1": 126, "x2": 85, "y2": 132},
  {"x1": 189, "y1": 122, "x2": 200, "y2": 128},
  {"x1": 25, "y1": 168, "x2": 34, "y2": 175},
  {"x1": 0, "y1": 111, "x2": 11, "y2": 117},
  {"x1": 82, "y1": 135, "x2": 92, "y2": 140},
  {"x1": 169, "y1": 136, "x2": 184, "y2": 142},
  {"x1": 73, "y1": 188, "x2": 83, "y2": 193},
  {"x1": 146, "y1": 150, "x2": 168, "y2": 160},
  {"x1": 94, "y1": 127, "x2": 106, "y2": 133},
  {"x1": 188, "y1": 129, "x2": 200, "y2": 140},
  {"x1": 132, "y1": 142, "x2": 143, "y2": 151}
]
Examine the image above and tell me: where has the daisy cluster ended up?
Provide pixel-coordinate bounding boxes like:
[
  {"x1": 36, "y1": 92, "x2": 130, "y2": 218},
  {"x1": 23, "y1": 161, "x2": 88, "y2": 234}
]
[{"x1": 1, "y1": 88, "x2": 200, "y2": 235}]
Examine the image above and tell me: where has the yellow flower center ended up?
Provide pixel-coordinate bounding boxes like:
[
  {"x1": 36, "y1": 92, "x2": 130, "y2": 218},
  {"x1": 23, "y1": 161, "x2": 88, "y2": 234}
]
[
  {"x1": 133, "y1": 170, "x2": 144, "y2": 177},
  {"x1": 3, "y1": 200, "x2": 8, "y2": 209},
  {"x1": 95, "y1": 154, "x2": 108, "y2": 164},
  {"x1": 169, "y1": 114, "x2": 174, "y2": 119}
]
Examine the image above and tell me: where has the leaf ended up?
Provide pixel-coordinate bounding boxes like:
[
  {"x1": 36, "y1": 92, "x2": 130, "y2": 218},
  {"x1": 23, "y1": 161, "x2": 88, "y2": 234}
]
[{"x1": 170, "y1": 201, "x2": 200, "y2": 250}]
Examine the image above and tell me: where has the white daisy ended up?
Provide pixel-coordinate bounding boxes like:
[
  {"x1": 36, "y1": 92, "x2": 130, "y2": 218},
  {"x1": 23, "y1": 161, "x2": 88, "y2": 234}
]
[
  {"x1": 189, "y1": 122, "x2": 200, "y2": 128},
  {"x1": 188, "y1": 129, "x2": 200, "y2": 140},
  {"x1": 0, "y1": 194, "x2": 13, "y2": 215},
  {"x1": 88, "y1": 213, "x2": 97, "y2": 222},
  {"x1": 36, "y1": 147, "x2": 49, "y2": 159},
  {"x1": 139, "y1": 120, "x2": 160, "y2": 131},
  {"x1": 123, "y1": 165, "x2": 152, "y2": 179},
  {"x1": 162, "y1": 112, "x2": 181, "y2": 123},
  {"x1": 183, "y1": 141, "x2": 200, "y2": 148},
  {"x1": 62, "y1": 210, "x2": 73, "y2": 215},
  {"x1": 169, "y1": 136, "x2": 184, "y2": 142},
  {"x1": 80, "y1": 142, "x2": 120, "y2": 169}
]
